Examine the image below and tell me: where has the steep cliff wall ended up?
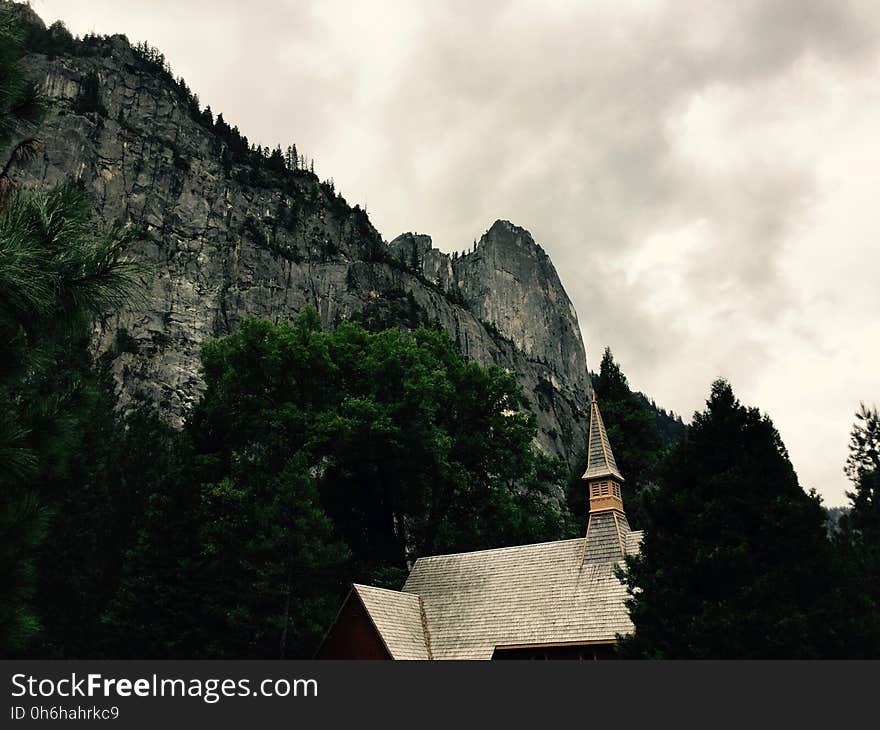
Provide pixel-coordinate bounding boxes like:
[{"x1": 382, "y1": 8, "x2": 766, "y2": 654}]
[
  {"x1": 390, "y1": 221, "x2": 588, "y2": 395},
  {"x1": 12, "y1": 26, "x2": 592, "y2": 471}
]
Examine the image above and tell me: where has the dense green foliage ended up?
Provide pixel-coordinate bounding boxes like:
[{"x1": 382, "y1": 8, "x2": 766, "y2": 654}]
[
  {"x1": 101, "y1": 313, "x2": 570, "y2": 658},
  {"x1": 618, "y1": 380, "x2": 842, "y2": 658},
  {"x1": 6, "y1": 308, "x2": 571, "y2": 658},
  {"x1": 0, "y1": 183, "x2": 145, "y2": 654},
  {"x1": 843, "y1": 404, "x2": 880, "y2": 530}
]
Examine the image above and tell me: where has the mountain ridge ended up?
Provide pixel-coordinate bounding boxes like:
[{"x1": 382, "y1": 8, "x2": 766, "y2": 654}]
[{"x1": 9, "y1": 10, "x2": 594, "y2": 478}]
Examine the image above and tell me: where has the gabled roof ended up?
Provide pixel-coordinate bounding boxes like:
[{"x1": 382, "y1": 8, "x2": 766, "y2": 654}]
[
  {"x1": 400, "y1": 520, "x2": 642, "y2": 660},
  {"x1": 352, "y1": 584, "x2": 431, "y2": 660},
  {"x1": 326, "y1": 509, "x2": 643, "y2": 661},
  {"x1": 581, "y1": 391, "x2": 624, "y2": 482}
]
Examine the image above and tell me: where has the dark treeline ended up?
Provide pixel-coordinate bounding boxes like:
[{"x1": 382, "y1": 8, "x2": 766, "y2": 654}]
[
  {"x1": 588, "y1": 346, "x2": 880, "y2": 657},
  {"x1": 619, "y1": 382, "x2": 880, "y2": 658},
  {"x1": 3, "y1": 2, "x2": 880, "y2": 659}
]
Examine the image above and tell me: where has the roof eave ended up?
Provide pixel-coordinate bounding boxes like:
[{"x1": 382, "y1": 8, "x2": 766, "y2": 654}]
[{"x1": 581, "y1": 467, "x2": 625, "y2": 482}]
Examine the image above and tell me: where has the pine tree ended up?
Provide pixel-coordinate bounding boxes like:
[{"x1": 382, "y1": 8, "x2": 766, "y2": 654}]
[
  {"x1": 0, "y1": 8, "x2": 145, "y2": 654},
  {"x1": 0, "y1": 183, "x2": 143, "y2": 654},
  {"x1": 214, "y1": 112, "x2": 230, "y2": 139},
  {"x1": 0, "y1": 6, "x2": 50, "y2": 652},
  {"x1": 845, "y1": 403, "x2": 880, "y2": 510},
  {"x1": 832, "y1": 403, "x2": 880, "y2": 655},
  {"x1": 618, "y1": 380, "x2": 838, "y2": 658},
  {"x1": 267, "y1": 145, "x2": 285, "y2": 173},
  {"x1": 200, "y1": 105, "x2": 214, "y2": 129}
]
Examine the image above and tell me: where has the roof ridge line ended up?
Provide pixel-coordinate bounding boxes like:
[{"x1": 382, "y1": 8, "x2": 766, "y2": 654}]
[
  {"x1": 353, "y1": 583, "x2": 421, "y2": 598},
  {"x1": 410, "y1": 537, "x2": 585, "y2": 564},
  {"x1": 612, "y1": 511, "x2": 625, "y2": 557},
  {"x1": 350, "y1": 586, "x2": 396, "y2": 659},
  {"x1": 417, "y1": 596, "x2": 434, "y2": 660},
  {"x1": 596, "y1": 398, "x2": 612, "y2": 468}
]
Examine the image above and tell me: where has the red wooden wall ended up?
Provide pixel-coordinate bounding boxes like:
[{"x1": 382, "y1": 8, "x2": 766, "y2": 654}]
[{"x1": 316, "y1": 592, "x2": 392, "y2": 660}]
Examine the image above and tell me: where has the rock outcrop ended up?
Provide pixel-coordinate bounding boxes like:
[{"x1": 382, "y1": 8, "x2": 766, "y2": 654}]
[{"x1": 11, "y1": 24, "x2": 592, "y2": 474}]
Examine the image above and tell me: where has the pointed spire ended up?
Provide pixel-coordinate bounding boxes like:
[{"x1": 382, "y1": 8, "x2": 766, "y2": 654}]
[
  {"x1": 581, "y1": 389, "x2": 624, "y2": 482},
  {"x1": 579, "y1": 386, "x2": 629, "y2": 566}
]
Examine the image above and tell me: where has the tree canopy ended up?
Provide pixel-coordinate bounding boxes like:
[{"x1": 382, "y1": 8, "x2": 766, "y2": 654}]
[
  {"x1": 618, "y1": 380, "x2": 839, "y2": 658},
  {"x1": 103, "y1": 312, "x2": 571, "y2": 658}
]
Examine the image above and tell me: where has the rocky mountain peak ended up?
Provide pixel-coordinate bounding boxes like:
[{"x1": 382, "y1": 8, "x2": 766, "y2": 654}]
[
  {"x1": 10, "y1": 20, "x2": 594, "y2": 475},
  {"x1": 388, "y1": 232, "x2": 434, "y2": 261},
  {"x1": 484, "y1": 218, "x2": 535, "y2": 245}
]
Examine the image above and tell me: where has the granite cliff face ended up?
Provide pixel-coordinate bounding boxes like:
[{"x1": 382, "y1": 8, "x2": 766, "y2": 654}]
[
  {"x1": 11, "y1": 25, "x2": 592, "y2": 471},
  {"x1": 389, "y1": 222, "x2": 587, "y2": 393}
]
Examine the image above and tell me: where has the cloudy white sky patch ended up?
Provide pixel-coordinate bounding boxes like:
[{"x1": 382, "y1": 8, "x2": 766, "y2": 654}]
[{"x1": 34, "y1": 0, "x2": 880, "y2": 504}]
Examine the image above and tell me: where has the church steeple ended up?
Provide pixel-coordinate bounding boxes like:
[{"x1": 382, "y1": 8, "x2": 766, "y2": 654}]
[
  {"x1": 579, "y1": 385, "x2": 631, "y2": 566},
  {"x1": 582, "y1": 389, "x2": 625, "y2": 515}
]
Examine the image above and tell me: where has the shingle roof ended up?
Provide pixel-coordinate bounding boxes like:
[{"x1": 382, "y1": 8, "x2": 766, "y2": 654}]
[
  {"x1": 352, "y1": 584, "x2": 431, "y2": 660},
  {"x1": 581, "y1": 392, "x2": 624, "y2": 482},
  {"x1": 400, "y1": 521, "x2": 642, "y2": 660},
  {"x1": 582, "y1": 511, "x2": 631, "y2": 563}
]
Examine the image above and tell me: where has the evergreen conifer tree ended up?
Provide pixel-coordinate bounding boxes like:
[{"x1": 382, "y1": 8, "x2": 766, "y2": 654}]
[
  {"x1": 618, "y1": 380, "x2": 838, "y2": 658},
  {"x1": 832, "y1": 403, "x2": 880, "y2": 656}
]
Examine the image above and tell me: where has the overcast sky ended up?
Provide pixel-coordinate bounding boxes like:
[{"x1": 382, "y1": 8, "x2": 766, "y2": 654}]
[{"x1": 34, "y1": 0, "x2": 880, "y2": 505}]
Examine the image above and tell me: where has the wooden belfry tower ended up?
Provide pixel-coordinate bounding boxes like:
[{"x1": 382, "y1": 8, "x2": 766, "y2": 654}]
[{"x1": 580, "y1": 388, "x2": 632, "y2": 564}]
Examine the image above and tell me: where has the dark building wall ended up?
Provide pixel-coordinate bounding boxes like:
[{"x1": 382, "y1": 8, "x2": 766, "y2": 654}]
[
  {"x1": 316, "y1": 593, "x2": 392, "y2": 660},
  {"x1": 492, "y1": 643, "x2": 617, "y2": 660}
]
